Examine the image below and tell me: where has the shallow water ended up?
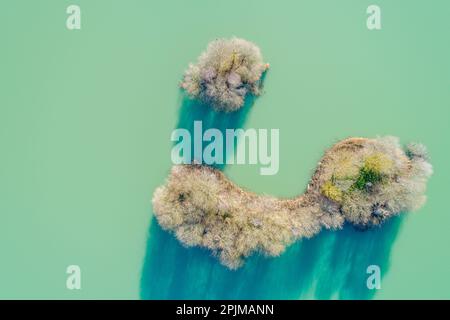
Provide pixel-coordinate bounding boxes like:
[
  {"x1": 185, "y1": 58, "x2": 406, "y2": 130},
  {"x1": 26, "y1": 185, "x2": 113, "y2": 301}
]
[
  {"x1": 1, "y1": 0, "x2": 449, "y2": 299},
  {"x1": 141, "y1": 95, "x2": 404, "y2": 300},
  {"x1": 141, "y1": 216, "x2": 403, "y2": 299}
]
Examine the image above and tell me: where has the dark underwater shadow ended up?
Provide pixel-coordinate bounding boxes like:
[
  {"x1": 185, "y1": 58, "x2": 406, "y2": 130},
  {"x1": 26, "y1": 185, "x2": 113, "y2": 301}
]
[
  {"x1": 172, "y1": 67, "x2": 268, "y2": 169},
  {"x1": 140, "y1": 214, "x2": 404, "y2": 299},
  {"x1": 141, "y1": 84, "x2": 403, "y2": 299},
  {"x1": 173, "y1": 92, "x2": 254, "y2": 170}
]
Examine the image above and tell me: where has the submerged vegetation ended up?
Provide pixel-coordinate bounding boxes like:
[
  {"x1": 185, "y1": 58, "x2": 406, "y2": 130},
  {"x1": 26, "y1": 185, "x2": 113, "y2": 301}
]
[
  {"x1": 153, "y1": 137, "x2": 432, "y2": 269},
  {"x1": 181, "y1": 38, "x2": 269, "y2": 112}
]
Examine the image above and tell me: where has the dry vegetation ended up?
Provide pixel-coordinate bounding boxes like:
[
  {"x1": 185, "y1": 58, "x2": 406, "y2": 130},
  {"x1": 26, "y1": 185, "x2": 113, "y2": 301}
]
[
  {"x1": 153, "y1": 137, "x2": 432, "y2": 269},
  {"x1": 181, "y1": 37, "x2": 269, "y2": 112}
]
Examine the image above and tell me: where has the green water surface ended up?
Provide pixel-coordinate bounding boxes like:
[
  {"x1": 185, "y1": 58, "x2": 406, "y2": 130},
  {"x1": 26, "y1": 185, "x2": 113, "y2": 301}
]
[{"x1": 1, "y1": 0, "x2": 449, "y2": 299}]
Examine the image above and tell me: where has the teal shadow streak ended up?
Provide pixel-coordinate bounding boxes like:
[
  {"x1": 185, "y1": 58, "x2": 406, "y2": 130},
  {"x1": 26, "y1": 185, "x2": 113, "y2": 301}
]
[
  {"x1": 141, "y1": 213, "x2": 403, "y2": 299},
  {"x1": 173, "y1": 92, "x2": 254, "y2": 170},
  {"x1": 140, "y1": 87, "x2": 403, "y2": 299}
]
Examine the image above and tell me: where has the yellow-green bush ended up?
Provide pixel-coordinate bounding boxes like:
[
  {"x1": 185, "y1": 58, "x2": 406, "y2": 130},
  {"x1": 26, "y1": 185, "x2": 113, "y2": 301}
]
[
  {"x1": 363, "y1": 152, "x2": 393, "y2": 174},
  {"x1": 321, "y1": 181, "x2": 343, "y2": 203}
]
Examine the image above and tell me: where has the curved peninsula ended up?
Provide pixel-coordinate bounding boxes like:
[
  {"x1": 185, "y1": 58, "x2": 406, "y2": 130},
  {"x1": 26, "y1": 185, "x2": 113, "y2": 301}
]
[{"x1": 153, "y1": 137, "x2": 432, "y2": 269}]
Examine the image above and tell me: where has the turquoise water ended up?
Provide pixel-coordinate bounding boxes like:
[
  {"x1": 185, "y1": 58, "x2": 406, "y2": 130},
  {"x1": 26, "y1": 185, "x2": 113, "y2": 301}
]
[
  {"x1": 2, "y1": 0, "x2": 450, "y2": 299},
  {"x1": 141, "y1": 215, "x2": 403, "y2": 299},
  {"x1": 140, "y1": 96, "x2": 403, "y2": 300}
]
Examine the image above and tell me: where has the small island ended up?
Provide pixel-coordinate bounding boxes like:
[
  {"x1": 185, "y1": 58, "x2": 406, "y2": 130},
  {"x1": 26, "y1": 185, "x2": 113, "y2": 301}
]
[
  {"x1": 153, "y1": 137, "x2": 432, "y2": 269},
  {"x1": 181, "y1": 37, "x2": 269, "y2": 112}
]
